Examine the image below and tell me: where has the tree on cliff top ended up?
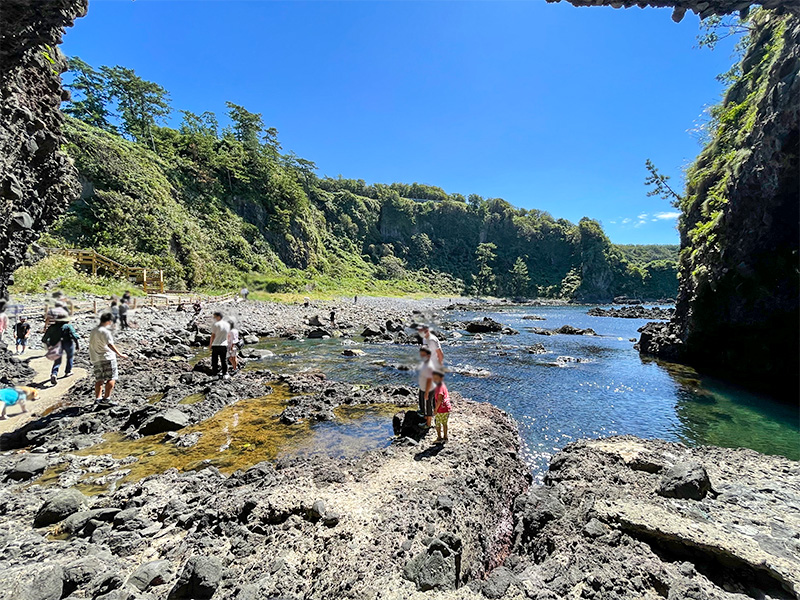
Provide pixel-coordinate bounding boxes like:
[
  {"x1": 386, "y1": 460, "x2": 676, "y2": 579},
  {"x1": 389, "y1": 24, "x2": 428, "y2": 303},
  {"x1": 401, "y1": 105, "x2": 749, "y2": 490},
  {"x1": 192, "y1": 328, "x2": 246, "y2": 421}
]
[
  {"x1": 63, "y1": 57, "x2": 116, "y2": 133},
  {"x1": 101, "y1": 65, "x2": 171, "y2": 150}
]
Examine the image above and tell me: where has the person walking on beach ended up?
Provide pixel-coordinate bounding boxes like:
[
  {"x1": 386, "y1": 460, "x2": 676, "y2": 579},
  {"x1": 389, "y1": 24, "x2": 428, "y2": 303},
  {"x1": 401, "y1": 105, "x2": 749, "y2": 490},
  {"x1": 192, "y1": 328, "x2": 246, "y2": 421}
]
[
  {"x1": 110, "y1": 300, "x2": 120, "y2": 328},
  {"x1": 118, "y1": 300, "x2": 130, "y2": 330},
  {"x1": 432, "y1": 370, "x2": 451, "y2": 443},
  {"x1": 44, "y1": 315, "x2": 80, "y2": 385},
  {"x1": 417, "y1": 324, "x2": 444, "y2": 369},
  {"x1": 240, "y1": 287, "x2": 249, "y2": 302},
  {"x1": 89, "y1": 312, "x2": 128, "y2": 401},
  {"x1": 418, "y1": 347, "x2": 435, "y2": 429},
  {"x1": 330, "y1": 310, "x2": 336, "y2": 327},
  {"x1": 209, "y1": 311, "x2": 231, "y2": 380},
  {"x1": 15, "y1": 317, "x2": 31, "y2": 354},
  {"x1": 227, "y1": 317, "x2": 240, "y2": 373},
  {"x1": 121, "y1": 290, "x2": 132, "y2": 306}
]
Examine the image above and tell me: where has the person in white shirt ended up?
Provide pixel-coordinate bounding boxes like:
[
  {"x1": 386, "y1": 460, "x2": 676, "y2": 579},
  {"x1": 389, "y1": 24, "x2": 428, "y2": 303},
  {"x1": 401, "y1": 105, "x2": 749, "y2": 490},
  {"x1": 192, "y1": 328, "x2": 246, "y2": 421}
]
[
  {"x1": 227, "y1": 318, "x2": 240, "y2": 373},
  {"x1": 89, "y1": 312, "x2": 128, "y2": 401},
  {"x1": 418, "y1": 347, "x2": 435, "y2": 428},
  {"x1": 209, "y1": 311, "x2": 231, "y2": 379},
  {"x1": 418, "y1": 324, "x2": 444, "y2": 369}
]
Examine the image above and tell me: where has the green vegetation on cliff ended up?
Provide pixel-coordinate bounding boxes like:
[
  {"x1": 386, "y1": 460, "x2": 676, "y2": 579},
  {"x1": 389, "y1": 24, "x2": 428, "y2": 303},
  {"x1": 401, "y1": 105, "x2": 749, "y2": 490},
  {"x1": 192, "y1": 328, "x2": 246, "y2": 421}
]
[{"x1": 43, "y1": 58, "x2": 678, "y2": 299}]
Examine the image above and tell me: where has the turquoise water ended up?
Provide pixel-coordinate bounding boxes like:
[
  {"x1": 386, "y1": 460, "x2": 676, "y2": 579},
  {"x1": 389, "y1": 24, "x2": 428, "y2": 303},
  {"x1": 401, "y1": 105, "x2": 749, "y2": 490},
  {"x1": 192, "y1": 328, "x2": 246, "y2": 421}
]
[{"x1": 249, "y1": 305, "x2": 799, "y2": 475}]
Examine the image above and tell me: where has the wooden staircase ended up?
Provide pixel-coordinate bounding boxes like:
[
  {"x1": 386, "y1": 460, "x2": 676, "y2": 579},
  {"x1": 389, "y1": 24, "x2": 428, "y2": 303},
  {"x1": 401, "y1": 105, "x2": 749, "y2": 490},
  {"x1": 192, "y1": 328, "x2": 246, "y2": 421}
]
[{"x1": 45, "y1": 248, "x2": 165, "y2": 293}]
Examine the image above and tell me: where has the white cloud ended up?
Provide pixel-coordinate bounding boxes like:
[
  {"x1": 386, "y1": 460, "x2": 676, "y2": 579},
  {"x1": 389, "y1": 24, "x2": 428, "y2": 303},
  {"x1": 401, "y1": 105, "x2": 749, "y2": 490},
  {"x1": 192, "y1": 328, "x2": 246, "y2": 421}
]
[
  {"x1": 634, "y1": 220, "x2": 647, "y2": 228},
  {"x1": 609, "y1": 220, "x2": 617, "y2": 224},
  {"x1": 621, "y1": 218, "x2": 631, "y2": 224},
  {"x1": 637, "y1": 213, "x2": 648, "y2": 220},
  {"x1": 653, "y1": 211, "x2": 681, "y2": 220}
]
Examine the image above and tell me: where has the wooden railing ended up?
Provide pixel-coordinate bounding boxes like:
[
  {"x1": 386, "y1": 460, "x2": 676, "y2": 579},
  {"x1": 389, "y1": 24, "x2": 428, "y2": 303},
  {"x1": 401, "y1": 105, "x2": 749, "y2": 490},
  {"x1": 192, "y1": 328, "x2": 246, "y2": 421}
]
[{"x1": 45, "y1": 248, "x2": 164, "y2": 293}]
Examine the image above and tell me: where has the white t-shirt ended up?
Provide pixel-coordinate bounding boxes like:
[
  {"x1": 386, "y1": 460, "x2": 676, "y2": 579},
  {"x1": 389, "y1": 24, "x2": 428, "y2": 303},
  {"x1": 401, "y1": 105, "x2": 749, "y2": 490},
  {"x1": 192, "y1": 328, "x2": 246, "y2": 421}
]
[
  {"x1": 89, "y1": 325, "x2": 115, "y2": 363},
  {"x1": 227, "y1": 328, "x2": 240, "y2": 349},
  {"x1": 423, "y1": 334, "x2": 443, "y2": 368},
  {"x1": 211, "y1": 319, "x2": 231, "y2": 346},
  {"x1": 418, "y1": 359, "x2": 434, "y2": 392}
]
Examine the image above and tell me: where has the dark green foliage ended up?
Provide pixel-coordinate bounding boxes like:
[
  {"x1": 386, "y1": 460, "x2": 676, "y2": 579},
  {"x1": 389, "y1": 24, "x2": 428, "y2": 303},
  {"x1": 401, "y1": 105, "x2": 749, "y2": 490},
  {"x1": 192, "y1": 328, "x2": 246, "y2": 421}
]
[
  {"x1": 55, "y1": 57, "x2": 679, "y2": 300},
  {"x1": 63, "y1": 57, "x2": 116, "y2": 133}
]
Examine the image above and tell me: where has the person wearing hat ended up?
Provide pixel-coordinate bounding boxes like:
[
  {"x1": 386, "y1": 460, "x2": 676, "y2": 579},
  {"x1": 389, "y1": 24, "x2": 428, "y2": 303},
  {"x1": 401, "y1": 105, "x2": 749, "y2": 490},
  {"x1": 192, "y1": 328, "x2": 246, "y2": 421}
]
[
  {"x1": 43, "y1": 314, "x2": 81, "y2": 385},
  {"x1": 417, "y1": 324, "x2": 444, "y2": 370},
  {"x1": 14, "y1": 316, "x2": 31, "y2": 354}
]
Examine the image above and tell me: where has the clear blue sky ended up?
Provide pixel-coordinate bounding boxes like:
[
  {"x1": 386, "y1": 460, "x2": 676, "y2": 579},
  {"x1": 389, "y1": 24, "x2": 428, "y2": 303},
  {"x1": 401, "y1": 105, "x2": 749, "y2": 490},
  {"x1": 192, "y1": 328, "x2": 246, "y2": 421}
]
[{"x1": 62, "y1": 0, "x2": 742, "y2": 244}]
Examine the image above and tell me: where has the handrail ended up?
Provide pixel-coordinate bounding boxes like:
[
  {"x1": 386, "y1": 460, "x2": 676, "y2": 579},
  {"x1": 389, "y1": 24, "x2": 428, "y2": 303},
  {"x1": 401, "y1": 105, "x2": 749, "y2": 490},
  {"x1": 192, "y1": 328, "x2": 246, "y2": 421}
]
[{"x1": 43, "y1": 247, "x2": 165, "y2": 294}]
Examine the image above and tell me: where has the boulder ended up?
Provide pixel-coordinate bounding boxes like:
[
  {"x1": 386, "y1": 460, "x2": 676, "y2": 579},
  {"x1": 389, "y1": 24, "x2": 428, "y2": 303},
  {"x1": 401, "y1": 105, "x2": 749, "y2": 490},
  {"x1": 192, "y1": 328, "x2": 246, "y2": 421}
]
[
  {"x1": 361, "y1": 324, "x2": 385, "y2": 337},
  {"x1": 403, "y1": 535, "x2": 462, "y2": 592},
  {"x1": 168, "y1": 556, "x2": 222, "y2": 600},
  {"x1": 139, "y1": 409, "x2": 190, "y2": 436},
  {"x1": 34, "y1": 488, "x2": 89, "y2": 527},
  {"x1": 127, "y1": 560, "x2": 172, "y2": 591},
  {"x1": 525, "y1": 344, "x2": 546, "y2": 354},
  {"x1": 386, "y1": 319, "x2": 405, "y2": 333},
  {"x1": 482, "y1": 566, "x2": 518, "y2": 599},
  {"x1": 307, "y1": 315, "x2": 325, "y2": 327},
  {"x1": 657, "y1": 461, "x2": 712, "y2": 500},
  {"x1": 553, "y1": 324, "x2": 596, "y2": 336},
  {"x1": 21, "y1": 564, "x2": 64, "y2": 600},
  {"x1": 342, "y1": 348, "x2": 365, "y2": 357},
  {"x1": 393, "y1": 410, "x2": 427, "y2": 441},
  {"x1": 243, "y1": 334, "x2": 259, "y2": 344},
  {"x1": 465, "y1": 318, "x2": 503, "y2": 333},
  {"x1": 6, "y1": 454, "x2": 48, "y2": 481},
  {"x1": 307, "y1": 327, "x2": 332, "y2": 339}
]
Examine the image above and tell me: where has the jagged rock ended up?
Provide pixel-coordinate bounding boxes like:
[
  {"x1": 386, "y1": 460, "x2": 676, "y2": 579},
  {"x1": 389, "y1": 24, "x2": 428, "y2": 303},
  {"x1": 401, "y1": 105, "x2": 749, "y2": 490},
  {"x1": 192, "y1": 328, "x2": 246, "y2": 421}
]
[
  {"x1": 361, "y1": 324, "x2": 385, "y2": 337},
  {"x1": 139, "y1": 409, "x2": 190, "y2": 436},
  {"x1": 34, "y1": 488, "x2": 88, "y2": 527},
  {"x1": 525, "y1": 344, "x2": 546, "y2": 354},
  {"x1": 168, "y1": 556, "x2": 222, "y2": 600},
  {"x1": 465, "y1": 318, "x2": 504, "y2": 333},
  {"x1": 307, "y1": 327, "x2": 332, "y2": 339},
  {"x1": 657, "y1": 461, "x2": 712, "y2": 500},
  {"x1": 481, "y1": 566, "x2": 518, "y2": 599},
  {"x1": 392, "y1": 410, "x2": 427, "y2": 440},
  {"x1": 127, "y1": 560, "x2": 172, "y2": 591},
  {"x1": 588, "y1": 305, "x2": 674, "y2": 319},
  {"x1": 6, "y1": 454, "x2": 48, "y2": 480},
  {"x1": 553, "y1": 325, "x2": 596, "y2": 336},
  {"x1": 521, "y1": 315, "x2": 545, "y2": 320},
  {"x1": 403, "y1": 534, "x2": 462, "y2": 592},
  {"x1": 20, "y1": 564, "x2": 64, "y2": 600}
]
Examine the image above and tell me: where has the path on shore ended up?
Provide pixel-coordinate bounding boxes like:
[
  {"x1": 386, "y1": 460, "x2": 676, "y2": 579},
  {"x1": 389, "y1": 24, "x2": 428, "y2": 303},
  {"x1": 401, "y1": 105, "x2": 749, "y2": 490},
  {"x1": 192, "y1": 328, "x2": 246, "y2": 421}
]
[{"x1": 0, "y1": 351, "x2": 87, "y2": 435}]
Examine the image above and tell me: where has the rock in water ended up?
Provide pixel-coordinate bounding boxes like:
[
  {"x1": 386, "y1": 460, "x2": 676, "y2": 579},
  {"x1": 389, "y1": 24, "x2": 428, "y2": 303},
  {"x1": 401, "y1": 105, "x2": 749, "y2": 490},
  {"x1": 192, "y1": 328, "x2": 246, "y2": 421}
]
[
  {"x1": 5, "y1": 454, "x2": 48, "y2": 481},
  {"x1": 168, "y1": 556, "x2": 222, "y2": 600},
  {"x1": 465, "y1": 318, "x2": 503, "y2": 333},
  {"x1": 657, "y1": 461, "x2": 712, "y2": 500},
  {"x1": 139, "y1": 409, "x2": 190, "y2": 436},
  {"x1": 34, "y1": 488, "x2": 88, "y2": 527}
]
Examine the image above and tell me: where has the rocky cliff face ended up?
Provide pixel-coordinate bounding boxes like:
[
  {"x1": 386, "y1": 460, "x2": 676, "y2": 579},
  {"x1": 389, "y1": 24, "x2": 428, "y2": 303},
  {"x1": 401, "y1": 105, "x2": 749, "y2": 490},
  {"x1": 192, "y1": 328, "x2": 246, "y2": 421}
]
[
  {"x1": 639, "y1": 11, "x2": 799, "y2": 400},
  {"x1": 0, "y1": 0, "x2": 87, "y2": 297}
]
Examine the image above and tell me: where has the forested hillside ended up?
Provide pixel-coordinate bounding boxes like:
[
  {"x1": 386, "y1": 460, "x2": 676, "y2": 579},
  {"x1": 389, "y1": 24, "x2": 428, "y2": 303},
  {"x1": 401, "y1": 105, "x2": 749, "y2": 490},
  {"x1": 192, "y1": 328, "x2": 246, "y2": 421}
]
[{"x1": 45, "y1": 58, "x2": 678, "y2": 300}]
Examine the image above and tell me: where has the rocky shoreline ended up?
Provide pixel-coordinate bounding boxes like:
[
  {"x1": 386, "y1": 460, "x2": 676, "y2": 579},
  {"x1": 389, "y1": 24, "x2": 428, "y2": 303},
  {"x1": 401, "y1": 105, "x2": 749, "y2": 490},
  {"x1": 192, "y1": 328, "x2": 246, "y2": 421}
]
[
  {"x1": 587, "y1": 305, "x2": 674, "y2": 320},
  {"x1": 0, "y1": 298, "x2": 797, "y2": 599}
]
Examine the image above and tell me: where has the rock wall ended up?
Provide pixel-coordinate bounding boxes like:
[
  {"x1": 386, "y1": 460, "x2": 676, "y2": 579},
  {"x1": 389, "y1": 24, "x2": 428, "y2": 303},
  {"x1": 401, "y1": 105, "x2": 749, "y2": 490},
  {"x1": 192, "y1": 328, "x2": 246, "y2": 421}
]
[
  {"x1": 639, "y1": 11, "x2": 799, "y2": 400},
  {"x1": 0, "y1": 0, "x2": 86, "y2": 298}
]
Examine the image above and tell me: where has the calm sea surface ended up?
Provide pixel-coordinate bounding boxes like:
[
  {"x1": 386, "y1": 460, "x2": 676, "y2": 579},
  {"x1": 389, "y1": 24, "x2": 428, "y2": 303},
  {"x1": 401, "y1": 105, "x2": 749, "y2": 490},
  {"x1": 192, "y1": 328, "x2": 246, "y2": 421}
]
[{"x1": 250, "y1": 305, "x2": 799, "y2": 475}]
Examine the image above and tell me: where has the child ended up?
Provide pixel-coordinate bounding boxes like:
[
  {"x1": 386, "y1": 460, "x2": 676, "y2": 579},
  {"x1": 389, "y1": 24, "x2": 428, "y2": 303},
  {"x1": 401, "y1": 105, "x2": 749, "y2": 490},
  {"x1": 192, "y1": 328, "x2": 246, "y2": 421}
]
[
  {"x1": 15, "y1": 316, "x2": 31, "y2": 354},
  {"x1": 110, "y1": 300, "x2": 120, "y2": 328},
  {"x1": 418, "y1": 347, "x2": 435, "y2": 428},
  {"x1": 432, "y1": 370, "x2": 451, "y2": 443},
  {"x1": 118, "y1": 300, "x2": 129, "y2": 330},
  {"x1": 0, "y1": 386, "x2": 39, "y2": 420}
]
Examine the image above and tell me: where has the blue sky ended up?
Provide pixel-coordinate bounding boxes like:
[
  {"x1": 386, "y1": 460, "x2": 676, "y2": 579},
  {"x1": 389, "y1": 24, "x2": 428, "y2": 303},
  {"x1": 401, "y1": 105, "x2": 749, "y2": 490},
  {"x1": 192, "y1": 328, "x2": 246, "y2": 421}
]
[{"x1": 62, "y1": 1, "x2": 742, "y2": 244}]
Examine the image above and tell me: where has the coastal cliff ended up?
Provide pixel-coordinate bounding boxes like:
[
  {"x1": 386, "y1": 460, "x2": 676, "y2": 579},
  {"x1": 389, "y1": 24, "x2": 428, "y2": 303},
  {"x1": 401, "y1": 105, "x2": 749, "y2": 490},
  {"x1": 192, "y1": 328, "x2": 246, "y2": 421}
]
[
  {"x1": 638, "y1": 10, "x2": 799, "y2": 399},
  {"x1": 0, "y1": 0, "x2": 86, "y2": 297}
]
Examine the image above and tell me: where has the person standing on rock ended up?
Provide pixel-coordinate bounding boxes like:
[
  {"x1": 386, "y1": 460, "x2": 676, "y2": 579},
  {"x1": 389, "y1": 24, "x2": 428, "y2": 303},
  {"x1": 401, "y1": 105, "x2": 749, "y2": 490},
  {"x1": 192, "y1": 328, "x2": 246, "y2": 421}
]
[
  {"x1": 15, "y1": 316, "x2": 31, "y2": 354},
  {"x1": 227, "y1": 317, "x2": 240, "y2": 374},
  {"x1": 209, "y1": 311, "x2": 231, "y2": 380},
  {"x1": 44, "y1": 315, "x2": 80, "y2": 385},
  {"x1": 240, "y1": 287, "x2": 249, "y2": 301},
  {"x1": 418, "y1": 347, "x2": 435, "y2": 429},
  {"x1": 418, "y1": 325, "x2": 444, "y2": 369},
  {"x1": 89, "y1": 312, "x2": 128, "y2": 401},
  {"x1": 432, "y1": 370, "x2": 451, "y2": 443}
]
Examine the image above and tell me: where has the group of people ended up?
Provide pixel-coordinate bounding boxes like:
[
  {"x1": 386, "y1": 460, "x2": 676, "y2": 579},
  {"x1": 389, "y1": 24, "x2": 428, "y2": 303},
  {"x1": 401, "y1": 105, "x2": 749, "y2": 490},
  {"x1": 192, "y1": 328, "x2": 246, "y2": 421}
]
[
  {"x1": 416, "y1": 324, "x2": 452, "y2": 443},
  {"x1": 209, "y1": 311, "x2": 241, "y2": 380}
]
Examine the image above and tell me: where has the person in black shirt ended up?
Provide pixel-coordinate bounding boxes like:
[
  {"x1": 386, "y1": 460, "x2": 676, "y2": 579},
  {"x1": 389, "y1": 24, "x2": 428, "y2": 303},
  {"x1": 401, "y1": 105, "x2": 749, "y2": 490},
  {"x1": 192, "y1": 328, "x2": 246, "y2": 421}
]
[{"x1": 15, "y1": 317, "x2": 31, "y2": 355}]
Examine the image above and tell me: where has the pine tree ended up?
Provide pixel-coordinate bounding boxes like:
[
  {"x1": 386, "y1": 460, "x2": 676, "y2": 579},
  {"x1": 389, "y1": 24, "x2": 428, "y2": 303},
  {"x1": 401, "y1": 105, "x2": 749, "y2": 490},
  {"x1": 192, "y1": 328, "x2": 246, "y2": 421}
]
[
  {"x1": 63, "y1": 57, "x2": 116, "y2": 132},
  {"x1": 509, "y1": 256, "x2": 530, "y2": 296}
]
